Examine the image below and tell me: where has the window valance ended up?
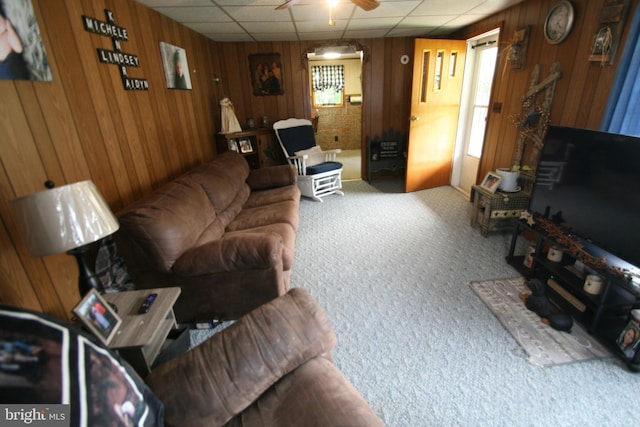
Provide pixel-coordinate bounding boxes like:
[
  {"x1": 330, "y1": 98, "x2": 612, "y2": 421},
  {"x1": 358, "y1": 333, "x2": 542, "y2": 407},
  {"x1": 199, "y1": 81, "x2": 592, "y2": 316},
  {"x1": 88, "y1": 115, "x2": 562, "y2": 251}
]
[{"x1": 312, "y1": 65, "x2": 344, "y2": 91}]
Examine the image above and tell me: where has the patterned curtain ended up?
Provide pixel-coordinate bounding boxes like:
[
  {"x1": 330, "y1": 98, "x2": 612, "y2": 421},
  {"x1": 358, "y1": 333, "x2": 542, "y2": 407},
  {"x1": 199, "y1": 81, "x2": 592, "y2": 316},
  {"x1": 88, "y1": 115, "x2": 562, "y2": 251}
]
[
  {"x1": 312, "y1": 65, "x2": 345, "y2": 91},
  {"x1": 601, "y1": 5, "x2": 640, "y2": 136}
]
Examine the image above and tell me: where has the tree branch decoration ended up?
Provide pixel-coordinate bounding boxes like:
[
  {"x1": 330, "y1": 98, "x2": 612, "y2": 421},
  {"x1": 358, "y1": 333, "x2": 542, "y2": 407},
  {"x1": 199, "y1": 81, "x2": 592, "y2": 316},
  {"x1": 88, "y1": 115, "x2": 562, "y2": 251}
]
[{"x1": 533, "y1": 214, "x2": 640, "y2": 281}]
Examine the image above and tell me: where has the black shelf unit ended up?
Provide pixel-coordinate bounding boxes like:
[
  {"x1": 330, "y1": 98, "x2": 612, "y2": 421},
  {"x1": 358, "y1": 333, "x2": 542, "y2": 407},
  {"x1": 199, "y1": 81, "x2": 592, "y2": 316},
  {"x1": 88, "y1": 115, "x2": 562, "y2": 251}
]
[{"x1": 506, "y1": 219, "x2": 640, "y2": 371}]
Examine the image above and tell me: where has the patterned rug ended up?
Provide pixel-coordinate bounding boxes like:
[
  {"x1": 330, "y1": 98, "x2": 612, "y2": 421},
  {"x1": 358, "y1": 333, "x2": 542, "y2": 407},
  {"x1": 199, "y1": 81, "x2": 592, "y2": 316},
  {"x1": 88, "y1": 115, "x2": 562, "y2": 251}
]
[{"x1": 470, "y1": 277, "x2": 612, "y2": 368}]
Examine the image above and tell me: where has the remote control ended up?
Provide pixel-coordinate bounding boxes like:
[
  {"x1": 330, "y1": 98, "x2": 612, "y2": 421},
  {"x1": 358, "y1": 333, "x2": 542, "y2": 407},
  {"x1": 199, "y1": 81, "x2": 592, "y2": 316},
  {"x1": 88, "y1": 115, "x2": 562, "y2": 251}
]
[{"x1": 138, "y1": 293, "x2": 157, "y2": 314}]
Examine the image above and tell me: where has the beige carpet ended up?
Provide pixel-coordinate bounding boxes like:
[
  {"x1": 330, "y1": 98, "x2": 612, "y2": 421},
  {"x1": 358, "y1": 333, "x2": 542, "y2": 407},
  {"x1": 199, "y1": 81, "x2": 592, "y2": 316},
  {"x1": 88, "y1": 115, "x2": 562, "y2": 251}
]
[{"x1": 470, "y1": 277, "x2": 612, "y2": 367}]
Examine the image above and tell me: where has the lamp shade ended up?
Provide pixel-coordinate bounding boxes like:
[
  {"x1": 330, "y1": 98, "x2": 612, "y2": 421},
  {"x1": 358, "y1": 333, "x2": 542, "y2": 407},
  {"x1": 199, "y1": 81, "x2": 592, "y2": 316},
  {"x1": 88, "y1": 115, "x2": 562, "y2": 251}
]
[{"x1": 11, "y1": 181, "x2": 119, "y2": 257}]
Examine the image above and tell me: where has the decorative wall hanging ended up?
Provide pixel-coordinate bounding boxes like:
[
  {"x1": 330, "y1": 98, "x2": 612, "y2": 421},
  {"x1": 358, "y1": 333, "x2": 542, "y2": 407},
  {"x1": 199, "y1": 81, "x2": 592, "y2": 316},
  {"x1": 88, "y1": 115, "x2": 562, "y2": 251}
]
[
  {"x1": 510, "y1": 62, "x2": 562, "y2": 186},
  {"x1": 508, "y1": 26, "x2": 531, "y2": 70},
  {"x1": 82, "y1": 10, "x2": 148, "y2": 90},
  {"x1": 159, "y1": 42, "x2": 192, "y2": 90},
  {"x1": 249, "y1": 53, "x2": 284, "y2": 96},
  {"x1": 0, "y1": 0, "x2": 52, "y2": 81},
  {"x1": 588, "y1": 0, "x2": 632, "y2": 65}
]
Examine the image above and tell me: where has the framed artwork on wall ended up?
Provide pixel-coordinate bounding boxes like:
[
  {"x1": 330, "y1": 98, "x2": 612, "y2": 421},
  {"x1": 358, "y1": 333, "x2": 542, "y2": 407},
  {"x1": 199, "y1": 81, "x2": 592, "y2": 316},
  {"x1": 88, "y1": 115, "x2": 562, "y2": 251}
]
[
  {"x1": 159, "y1": 41, "x2": 192, "y2": 89},
  {"x1": 0, "y1": 0, "x2": 53, "y2": 81},
  {"x1": 249, "y1": 53, "x2": 284, "y2": 96}
]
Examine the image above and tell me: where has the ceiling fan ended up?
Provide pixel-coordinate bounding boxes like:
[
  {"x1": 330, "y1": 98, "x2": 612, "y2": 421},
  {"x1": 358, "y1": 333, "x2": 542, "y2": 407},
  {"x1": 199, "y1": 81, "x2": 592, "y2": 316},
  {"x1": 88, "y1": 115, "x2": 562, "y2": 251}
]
[{"x1": 275, "y1": 0, "x2": 380, "y2": 12}]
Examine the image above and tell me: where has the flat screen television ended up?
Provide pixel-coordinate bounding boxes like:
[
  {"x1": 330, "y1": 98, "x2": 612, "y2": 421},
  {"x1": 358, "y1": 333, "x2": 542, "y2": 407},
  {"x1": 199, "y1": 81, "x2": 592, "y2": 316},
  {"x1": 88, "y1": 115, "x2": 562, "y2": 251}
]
[{"x1": 529, "y1": 125, "x2": 640, "y2": 277}]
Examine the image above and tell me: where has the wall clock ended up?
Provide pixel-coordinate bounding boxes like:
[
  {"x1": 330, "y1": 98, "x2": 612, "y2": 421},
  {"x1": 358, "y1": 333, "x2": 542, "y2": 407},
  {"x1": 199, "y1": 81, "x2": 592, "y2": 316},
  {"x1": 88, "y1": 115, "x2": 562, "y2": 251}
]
[{"x1": 544, "y1": 0, "x2": 575, "y2": 44}]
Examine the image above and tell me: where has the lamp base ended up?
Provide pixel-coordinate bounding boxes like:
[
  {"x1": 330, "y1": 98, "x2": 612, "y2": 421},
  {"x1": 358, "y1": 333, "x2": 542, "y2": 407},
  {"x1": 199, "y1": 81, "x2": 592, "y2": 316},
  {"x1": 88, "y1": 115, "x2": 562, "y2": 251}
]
[{"x1": 68, "y1": 246, "x2": 104, "y2": 296}]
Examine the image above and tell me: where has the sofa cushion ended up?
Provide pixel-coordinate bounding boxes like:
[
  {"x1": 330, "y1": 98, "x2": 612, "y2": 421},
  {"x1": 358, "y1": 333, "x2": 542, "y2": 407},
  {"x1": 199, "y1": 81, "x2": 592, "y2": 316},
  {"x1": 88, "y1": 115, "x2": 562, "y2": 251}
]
[
  {"x1": 118, "y1": 180, "x2": 218, "y2": 272},
  {"x1": 224, "y1": 357, "x2": 384, "y2": 427},
  {"x1": 244, "y1": 185, "x2": 300, "y2": 210},
  {"x1": 187, "y1": 151, "x2": 250, "y2": 213},
  {"x1": 228, "y1": 200, "x2": 299, "y2": 231},
  {"x1": 146, "y1": 288, "x2": 337, "y2": 427}
]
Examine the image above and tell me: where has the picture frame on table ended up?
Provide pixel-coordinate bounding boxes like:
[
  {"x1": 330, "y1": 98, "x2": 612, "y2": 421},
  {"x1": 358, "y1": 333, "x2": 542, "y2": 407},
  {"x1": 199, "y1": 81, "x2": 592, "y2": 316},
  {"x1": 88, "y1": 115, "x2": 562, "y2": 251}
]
[
  {"x1": 228, "y1": 139, "x2": 239, "y2": 152},
  {"x1": 480, "y1": 172, "x2": 503, "y2": 194},
  {"x1": 239, "y1": 139, "x2": 253, "y2": 153},
  {"x1": 73, "y1": 289, "x2": 122, "y2": 345}
]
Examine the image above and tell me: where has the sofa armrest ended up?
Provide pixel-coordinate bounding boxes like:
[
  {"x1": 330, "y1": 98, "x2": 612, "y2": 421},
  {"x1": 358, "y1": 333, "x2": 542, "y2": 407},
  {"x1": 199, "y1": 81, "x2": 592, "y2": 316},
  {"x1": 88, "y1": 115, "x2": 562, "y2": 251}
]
[
  {"x1": 171, "y1": 231, "x2": 283, "y2": 275},
  {"x1": 247, "y1": 164, "x2": 297, "y2": 190},
  {"x1": 146, "y1": 288, "x2": 337, "y2": 427}
]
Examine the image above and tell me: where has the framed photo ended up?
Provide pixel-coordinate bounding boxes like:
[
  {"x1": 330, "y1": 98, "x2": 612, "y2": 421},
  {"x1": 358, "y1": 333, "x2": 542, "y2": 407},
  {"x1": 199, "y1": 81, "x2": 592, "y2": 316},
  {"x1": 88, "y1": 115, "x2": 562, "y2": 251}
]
[
  {"x1": 248, "y1": 53, "x2": 284, "y2": 96},
  {"x1": 228, "y1": 139, "x2": 239, "y2": 152},
  {"x1": 480, "y1": 172, "x2": 502, "y2": 193},
  {"x1": 239, "y1": 139, "x2": 253, "y2": 153},
  {"x1": 616, "y1": 321, "x2": 640, "y2": 359},
  {"x1": 159, "y1": 41, "x2": 192, "y2": 90},
  {"x1": 73, "y1": 289, "x2": 122, "y2": 345}
]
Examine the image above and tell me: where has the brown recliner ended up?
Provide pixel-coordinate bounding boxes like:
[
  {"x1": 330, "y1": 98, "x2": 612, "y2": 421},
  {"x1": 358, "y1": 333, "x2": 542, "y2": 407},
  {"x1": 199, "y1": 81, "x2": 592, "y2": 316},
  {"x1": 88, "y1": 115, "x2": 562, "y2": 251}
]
[
  {"x1": 115, "y1": 151, "x2": 301, "y2": 323},
  {"x1": 146, "y1": 287, "x2": 385, "y2": 427}
]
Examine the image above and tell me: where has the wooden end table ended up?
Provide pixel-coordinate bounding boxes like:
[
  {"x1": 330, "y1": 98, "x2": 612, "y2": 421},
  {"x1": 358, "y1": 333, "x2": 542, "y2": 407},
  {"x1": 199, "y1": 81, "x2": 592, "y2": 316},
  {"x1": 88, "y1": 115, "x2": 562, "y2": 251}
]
[{"x1": 102, "y1": 287, "x2": 181, "y2": 375}]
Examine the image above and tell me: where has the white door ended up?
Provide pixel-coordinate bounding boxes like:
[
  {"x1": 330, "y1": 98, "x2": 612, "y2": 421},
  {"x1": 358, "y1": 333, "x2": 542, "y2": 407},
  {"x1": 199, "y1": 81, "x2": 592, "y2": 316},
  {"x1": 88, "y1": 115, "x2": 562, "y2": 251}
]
[{"x1": 451, "y1": 30, "x2": 499, "y2": 196}]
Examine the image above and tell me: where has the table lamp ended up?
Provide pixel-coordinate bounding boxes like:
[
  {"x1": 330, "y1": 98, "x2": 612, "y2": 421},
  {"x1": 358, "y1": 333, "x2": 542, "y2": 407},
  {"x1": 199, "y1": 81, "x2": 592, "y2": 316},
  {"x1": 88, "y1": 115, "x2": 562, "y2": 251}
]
[{"x1": 11, "y1": 180, "x2": 120, "y2": 296}]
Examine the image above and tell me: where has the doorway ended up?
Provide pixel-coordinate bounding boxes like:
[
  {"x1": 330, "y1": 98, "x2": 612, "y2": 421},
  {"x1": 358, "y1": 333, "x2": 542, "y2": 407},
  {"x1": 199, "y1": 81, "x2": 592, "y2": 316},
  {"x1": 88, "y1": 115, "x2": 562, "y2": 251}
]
[
  {"x1": 307, "y1": 49, "x2": 363, "y2": 181},
  {"x1": 451, "y1": 29, "x2": 500, "y2": 196}
]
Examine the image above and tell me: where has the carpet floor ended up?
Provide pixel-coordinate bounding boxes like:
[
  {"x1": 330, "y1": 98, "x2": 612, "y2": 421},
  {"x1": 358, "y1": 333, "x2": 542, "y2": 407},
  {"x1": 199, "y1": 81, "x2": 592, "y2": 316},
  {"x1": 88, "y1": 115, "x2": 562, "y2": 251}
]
[{"x1": 193, "y1": 180, "x2": 639, "y2": 426}]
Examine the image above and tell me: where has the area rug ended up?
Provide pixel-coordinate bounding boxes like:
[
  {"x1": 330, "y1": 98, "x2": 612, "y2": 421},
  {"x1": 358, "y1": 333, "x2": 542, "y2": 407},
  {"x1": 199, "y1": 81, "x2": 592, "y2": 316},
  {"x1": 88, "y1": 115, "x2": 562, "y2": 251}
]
[{"x1": 470, "y1": 277, "x2": 611, "y2": 368}]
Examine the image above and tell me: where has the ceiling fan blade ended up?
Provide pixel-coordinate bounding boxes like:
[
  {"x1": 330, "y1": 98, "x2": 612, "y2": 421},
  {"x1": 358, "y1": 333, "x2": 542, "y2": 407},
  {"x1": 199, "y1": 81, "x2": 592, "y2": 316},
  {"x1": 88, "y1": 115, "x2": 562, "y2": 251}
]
[
  {"x1": 351, "y1": 0, "x2": 380, "y2": 11},
  {"x1": 275, "y1": 0, "x2": 301, "y2": 10}
]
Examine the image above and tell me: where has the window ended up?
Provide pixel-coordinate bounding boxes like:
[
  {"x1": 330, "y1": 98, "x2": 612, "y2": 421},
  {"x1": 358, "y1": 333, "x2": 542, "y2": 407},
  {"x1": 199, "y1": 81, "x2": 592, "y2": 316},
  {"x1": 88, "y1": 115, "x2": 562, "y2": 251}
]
[{"x1": 312, "y1": 65, "x2": 345, "y2": 107}]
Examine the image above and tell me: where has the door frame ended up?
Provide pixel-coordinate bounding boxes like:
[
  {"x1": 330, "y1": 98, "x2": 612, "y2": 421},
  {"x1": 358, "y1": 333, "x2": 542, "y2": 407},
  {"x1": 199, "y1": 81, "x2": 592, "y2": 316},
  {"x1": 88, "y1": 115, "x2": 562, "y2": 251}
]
[{"x1": 451, "y1": 27, "x2": 501, "y2": 195}]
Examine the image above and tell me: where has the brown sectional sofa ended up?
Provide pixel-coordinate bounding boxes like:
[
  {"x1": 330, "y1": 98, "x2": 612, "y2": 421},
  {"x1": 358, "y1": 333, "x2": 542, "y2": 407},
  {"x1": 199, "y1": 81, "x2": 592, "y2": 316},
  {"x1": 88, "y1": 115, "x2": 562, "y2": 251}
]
[{"x1": 115, "y1": 151, "x2": 300, "y2": 323}]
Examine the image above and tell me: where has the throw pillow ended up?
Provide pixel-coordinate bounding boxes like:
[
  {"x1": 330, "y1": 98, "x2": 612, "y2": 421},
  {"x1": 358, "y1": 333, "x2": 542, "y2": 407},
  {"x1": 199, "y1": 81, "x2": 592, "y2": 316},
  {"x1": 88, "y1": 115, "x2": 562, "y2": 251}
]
[{"x1": 295, "y1": 146, "x2": 325, "y2": 166}]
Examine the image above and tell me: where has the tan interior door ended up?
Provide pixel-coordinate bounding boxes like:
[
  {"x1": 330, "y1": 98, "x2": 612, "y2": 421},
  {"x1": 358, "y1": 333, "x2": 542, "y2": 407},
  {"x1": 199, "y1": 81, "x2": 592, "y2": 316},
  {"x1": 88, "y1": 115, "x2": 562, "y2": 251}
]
[{"x1": 405, "y1": 39, "x2": 466, "y2": 192}]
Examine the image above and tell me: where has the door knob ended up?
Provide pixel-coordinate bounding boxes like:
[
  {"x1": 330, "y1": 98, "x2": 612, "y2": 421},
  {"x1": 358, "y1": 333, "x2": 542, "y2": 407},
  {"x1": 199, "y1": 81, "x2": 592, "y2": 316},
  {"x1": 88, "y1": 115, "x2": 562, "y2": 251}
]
[{"x1": 410, "y1": 115, "x2": 419, "y2": 121}]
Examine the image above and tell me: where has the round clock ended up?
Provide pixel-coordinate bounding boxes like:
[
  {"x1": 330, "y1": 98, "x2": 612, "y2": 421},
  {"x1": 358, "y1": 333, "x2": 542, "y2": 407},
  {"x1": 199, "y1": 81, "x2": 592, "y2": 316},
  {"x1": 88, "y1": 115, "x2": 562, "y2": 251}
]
[{"x1": 544, "y1": 0, "x2": 575, "y2": 44}]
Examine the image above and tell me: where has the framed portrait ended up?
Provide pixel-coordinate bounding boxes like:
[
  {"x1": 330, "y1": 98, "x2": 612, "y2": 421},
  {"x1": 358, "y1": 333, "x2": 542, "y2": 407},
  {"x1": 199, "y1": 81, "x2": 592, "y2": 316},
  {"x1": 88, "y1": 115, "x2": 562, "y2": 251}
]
[
  {"x1": 480, "y1": 172, "x2": 502, "y2": 194},
  {"x1": 229, "y1": 139, "x2": 239, "y2": 152},
  {"x1": 617, "y1": 321, "x2": 640, "y2": 359},
  {"x1": 0, "y1": 0, "x2": 53, "y2": 81},
  {"x1": 73, "y1": 289, "x2": 122, "y2": 345},
  {"x1": 239, "y1": 139, "x2": 253, "y2": 153},
  {"x1": 249, "y1": 53, "x2": 284, "y2": 96},
  {"x1": 159, "y1": 41, "x2": 192, "y2": 90}
]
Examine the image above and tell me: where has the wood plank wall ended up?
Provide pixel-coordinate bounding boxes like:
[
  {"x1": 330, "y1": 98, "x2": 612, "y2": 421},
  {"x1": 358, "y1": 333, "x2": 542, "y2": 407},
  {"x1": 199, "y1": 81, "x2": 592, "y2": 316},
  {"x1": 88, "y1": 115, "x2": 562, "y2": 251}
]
[
  {"x1": 0, "y1": 0, "x2": 221, "y2": 321},
  {"x1": 453, "y1": 0, "x2": 638, "y2": 182},
  {"x1": 1, "y1": 0, "x2": 635, "y2": 321}
]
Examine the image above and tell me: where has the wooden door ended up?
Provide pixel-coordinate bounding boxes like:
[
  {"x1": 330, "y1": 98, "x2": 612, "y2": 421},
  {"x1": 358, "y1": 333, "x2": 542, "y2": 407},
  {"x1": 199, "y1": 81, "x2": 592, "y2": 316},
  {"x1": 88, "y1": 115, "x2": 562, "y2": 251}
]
[{"x1": 405, "y1": 39, "x2": 466, "y2": 192}]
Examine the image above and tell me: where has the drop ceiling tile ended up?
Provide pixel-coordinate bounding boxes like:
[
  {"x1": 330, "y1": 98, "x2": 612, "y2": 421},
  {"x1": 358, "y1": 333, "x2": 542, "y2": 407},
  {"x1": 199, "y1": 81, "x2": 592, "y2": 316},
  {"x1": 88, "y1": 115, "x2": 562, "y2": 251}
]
[
  {"x1": 353, "y1": 1, "x2": 421, "y2": 18},
  {"x1": 291, "y1": 4, "x2": 355, "y2": 21},
  {"x1": 224, "y1": 5, "x2": 291, "y2": 22},
  {"x1": 410, "y1": 0, "x2": 485, "y2": 15},
  {"x1": 347, "y1": 17, "x2": 402, "y2": 30},
  {"x1": 242, "y1": 21, "x2": 296, "y2": 33},
  {"x1": 154, "y1": 6, "x2": 225, "y2": 22},
  {"x1": 296, "y1": 20, "x2": 348, "y2": 32}
]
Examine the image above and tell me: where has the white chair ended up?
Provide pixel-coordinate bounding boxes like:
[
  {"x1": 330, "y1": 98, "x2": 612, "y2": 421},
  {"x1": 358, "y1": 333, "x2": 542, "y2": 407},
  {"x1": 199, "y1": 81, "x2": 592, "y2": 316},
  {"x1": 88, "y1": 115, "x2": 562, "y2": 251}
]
[{"x1": 273, "y1": 118, "x2": 344, "y2": 202}]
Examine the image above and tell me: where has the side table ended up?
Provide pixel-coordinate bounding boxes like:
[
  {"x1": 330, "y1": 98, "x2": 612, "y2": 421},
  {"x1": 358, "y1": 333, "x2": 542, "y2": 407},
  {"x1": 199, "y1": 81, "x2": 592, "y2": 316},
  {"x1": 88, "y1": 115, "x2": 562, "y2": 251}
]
[
  {"x1": 102, "y1": 287, "x2": 181, "y2": 375},
  {"x1": 470, "y1": 185, "x2": 530, "y2": 236}
]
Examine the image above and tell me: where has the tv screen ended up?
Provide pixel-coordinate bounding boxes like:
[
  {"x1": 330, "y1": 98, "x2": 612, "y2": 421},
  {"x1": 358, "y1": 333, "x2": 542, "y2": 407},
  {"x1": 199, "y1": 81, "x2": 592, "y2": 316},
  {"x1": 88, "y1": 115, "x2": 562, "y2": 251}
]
[{"x1": 530, "y1": 125, "x2": 640, "y2": 271}]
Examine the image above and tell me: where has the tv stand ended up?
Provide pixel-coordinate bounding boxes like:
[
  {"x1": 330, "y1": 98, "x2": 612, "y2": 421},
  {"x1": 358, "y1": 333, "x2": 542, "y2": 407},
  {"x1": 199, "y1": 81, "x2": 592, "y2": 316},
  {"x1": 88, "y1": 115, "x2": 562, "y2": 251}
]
[{"x1": 506, "y1": 218, "x2": 640, "y2": 371}]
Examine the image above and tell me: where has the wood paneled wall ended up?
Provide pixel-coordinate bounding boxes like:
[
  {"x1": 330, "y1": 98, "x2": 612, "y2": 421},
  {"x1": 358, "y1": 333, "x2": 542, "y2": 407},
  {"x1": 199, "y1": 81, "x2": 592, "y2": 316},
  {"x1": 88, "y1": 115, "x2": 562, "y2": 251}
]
[
  {"x1": 453, "y1": 0, "x2": 638, "y2": 182},
  {"x1": 0, "y1": 0, "x2": 221, "y2": 320},
  {"x1": 1, "y1": 0, "x2": 635, "y2": 321}
]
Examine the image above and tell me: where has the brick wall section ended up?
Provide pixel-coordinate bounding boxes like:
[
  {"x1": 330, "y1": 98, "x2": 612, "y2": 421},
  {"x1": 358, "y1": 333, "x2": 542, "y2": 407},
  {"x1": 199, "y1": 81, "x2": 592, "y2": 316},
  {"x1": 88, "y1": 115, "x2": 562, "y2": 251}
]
[{"x1": 314, "y1": 102, "x2": 362, "y2": 151}]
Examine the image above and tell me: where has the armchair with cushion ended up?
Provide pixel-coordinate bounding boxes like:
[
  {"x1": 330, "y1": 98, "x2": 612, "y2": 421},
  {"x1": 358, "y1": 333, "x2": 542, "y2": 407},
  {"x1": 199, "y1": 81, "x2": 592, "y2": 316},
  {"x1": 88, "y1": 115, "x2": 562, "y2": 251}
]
[
  {"x1": 274, "y1": 118, "x2": 344, "y2": 202},
  {"x1": 0, "y1": 288, "x2": 384, "y2": 426}
]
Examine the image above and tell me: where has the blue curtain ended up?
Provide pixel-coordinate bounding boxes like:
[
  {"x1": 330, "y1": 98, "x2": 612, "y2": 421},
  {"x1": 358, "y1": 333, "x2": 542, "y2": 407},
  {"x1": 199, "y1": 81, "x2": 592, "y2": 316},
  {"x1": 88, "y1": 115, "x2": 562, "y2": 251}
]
[{"x1": 601, "y1": 4, "x2": 640, "y2": 136}]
